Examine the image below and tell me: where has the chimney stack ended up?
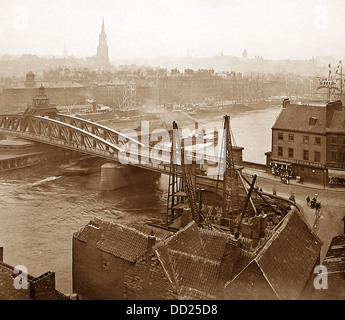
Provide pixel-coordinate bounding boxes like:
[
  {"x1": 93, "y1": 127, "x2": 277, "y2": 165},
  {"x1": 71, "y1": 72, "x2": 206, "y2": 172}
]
[{"x1": 282, "y1": 98, "x2": 290, "y2": 108}]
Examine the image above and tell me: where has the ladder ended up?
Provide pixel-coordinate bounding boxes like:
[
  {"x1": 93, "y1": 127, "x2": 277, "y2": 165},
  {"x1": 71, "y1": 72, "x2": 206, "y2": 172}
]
[
  {"x1": 222, "y1": 115, "x2": 241, "y2": 229},
  {"x1": 166, "y1": 121, "x2": 199, "y2": 225}
]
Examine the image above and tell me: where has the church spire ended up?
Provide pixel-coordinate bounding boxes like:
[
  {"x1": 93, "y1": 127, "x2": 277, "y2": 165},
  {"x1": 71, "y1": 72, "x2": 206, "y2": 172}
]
[
  {"x1": 101, "y1": 17, "x2": 105, "y2": 35},
  {"x1": 97, "y1": 17, "x2": 109, "y2": 66}
]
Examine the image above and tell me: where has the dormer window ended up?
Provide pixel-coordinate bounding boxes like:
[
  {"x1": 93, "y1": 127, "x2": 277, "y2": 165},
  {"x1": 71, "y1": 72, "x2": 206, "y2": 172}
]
[{"x1": 309, "y1": 117, "x2": 317, "y2": 126}]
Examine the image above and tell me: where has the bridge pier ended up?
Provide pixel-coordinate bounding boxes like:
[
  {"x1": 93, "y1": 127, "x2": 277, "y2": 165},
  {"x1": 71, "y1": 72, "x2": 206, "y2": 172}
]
[{"x1": 100, "y1": 163, "x2": 161, "y2": 191}]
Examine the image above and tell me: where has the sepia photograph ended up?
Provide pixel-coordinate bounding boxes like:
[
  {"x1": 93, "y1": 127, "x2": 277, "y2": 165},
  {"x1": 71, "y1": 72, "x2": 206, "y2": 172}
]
[{"x1": 0, "y1": 0, "x2": 344, "y2": 306}]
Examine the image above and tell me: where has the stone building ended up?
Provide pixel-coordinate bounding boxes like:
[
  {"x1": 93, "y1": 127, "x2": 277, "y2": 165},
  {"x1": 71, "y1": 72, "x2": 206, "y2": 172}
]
[
  {"x1": 72, "y1": 207, "x2": 321, "y2": 300},
  {"x1": 0, "y1": 247, "x2": 69, "y2": 300},
  {"x1": 268, "y1": 99, "x2": 345, "y2": 186}
]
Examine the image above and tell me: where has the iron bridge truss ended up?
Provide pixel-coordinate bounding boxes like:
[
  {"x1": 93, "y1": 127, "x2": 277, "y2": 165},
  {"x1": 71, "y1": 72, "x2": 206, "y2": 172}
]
[{"x1": 0, "y1": 113, "x2": 147, "y2": 164}]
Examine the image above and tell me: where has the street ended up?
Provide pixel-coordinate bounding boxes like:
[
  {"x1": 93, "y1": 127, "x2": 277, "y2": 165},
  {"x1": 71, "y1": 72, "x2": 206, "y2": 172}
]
[{"x1": 243, "y1": 169, "x2": 345, "y2": 261}]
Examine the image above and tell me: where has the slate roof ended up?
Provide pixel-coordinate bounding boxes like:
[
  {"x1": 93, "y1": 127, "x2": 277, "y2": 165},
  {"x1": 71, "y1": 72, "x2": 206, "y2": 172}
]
[
  {"x1": 326, "y1": 109, "x2": 345, "y2": 133},
  {"x1": 225, "y1": 209, "x2": 322, "y2": 300},
  {"x1": 322, "y1": 235, "x2": 345, "y2": 273},
  {"x1": 272, "y1": 103, "x2": 327, "y2": 134},
  {"x1": 4, "y1": 81, "x2": 85, "y2": 89}
]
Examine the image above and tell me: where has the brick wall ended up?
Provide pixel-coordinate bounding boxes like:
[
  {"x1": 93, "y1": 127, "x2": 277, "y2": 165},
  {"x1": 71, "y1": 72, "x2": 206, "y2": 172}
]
[
  {"x1": 73, "y1": 236, "x2": 133, "y2": 300},
  {"x1": 123, "y1": 250, "x2": 177, "y2": 300}
]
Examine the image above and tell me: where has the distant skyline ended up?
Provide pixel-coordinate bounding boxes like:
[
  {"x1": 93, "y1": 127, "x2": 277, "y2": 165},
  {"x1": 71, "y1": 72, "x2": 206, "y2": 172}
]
[{"x1": 1, "y1": 0, "x2": 345, "y2": 61}]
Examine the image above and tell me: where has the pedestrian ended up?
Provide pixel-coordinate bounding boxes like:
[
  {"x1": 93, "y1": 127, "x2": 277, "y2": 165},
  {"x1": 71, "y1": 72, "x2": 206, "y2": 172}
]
[
  {"x1": 306, "y1": 196, "x2": 310, "y2": 206},
  {"x1": 289, "y1": 193, "x2": 296, "y2": 204}
]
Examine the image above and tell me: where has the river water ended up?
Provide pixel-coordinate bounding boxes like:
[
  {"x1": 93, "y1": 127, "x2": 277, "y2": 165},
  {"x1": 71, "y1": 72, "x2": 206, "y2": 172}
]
[{"x1": 0, "y1": 106, "x2": 281, "y2": 295}]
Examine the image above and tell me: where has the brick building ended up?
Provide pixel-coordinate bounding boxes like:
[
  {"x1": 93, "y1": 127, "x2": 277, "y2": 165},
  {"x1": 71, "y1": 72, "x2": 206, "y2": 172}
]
[
  {"x1": 326, "y1": 102, "x2": 345, "y2": 185},
  {"x1": 135, "y1": 79, "x2": 158, "y2": 107},
  {"x1": 313, "y1": 235, "x2": 345, "y2": 300},
  {"x1": 157, "y1": 69, "x2": 263, "y2": 106},
  {"x1": 268, "y1": 99, "x2": 345, "y2": 186},
  {"x1": 93, "y1": 81, "x2": 136, "y2": 110},
  {"x1": 0, "y1": 247, "x2": 69, "y2": 300},
  {"x1": 0, "y1": 71, "x2": 86, "y2": 113},
  {"x1": 72, "y1": 208, "x2": 321, "y2": 300}
]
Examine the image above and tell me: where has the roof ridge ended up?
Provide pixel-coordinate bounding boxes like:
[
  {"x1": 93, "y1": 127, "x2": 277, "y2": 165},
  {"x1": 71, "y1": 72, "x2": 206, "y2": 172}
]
[
  {"x1": 93, "y1": 217, "x2": 151, "y2": 239},
  {"x1": 168, "y1": 248, "x2": 220, "y2": 266}
]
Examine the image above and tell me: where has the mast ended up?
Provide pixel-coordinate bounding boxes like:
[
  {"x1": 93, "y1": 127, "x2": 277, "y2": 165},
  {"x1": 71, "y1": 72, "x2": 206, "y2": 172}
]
[{"x1": 328, "y1": 64, "x2": 331, "y2": 101}]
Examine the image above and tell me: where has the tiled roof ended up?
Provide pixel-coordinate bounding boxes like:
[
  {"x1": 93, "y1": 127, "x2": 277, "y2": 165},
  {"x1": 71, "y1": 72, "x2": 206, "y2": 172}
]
[
  {"x1": 153, "y1": 222, "x2": 222, "y2": 297},
  {"x1": 128, "y1": 223, "x2": 172, "y2": 241},
  {"x1": 73, "y1": 224, "x2": 92, "y2": 243},
  {"x1": 178, "y1": 286, "x2": 217, "y2": 300},
  {"x1": 199, "y1": 228, "x2": 233, "y2": 262},
  {"x1": 74, "y1": 217, "x2": 166, "y2": 263},
  {"x1": 96, "y1": 224, "x2": 150, "y2": 262},
  {"x1": 252, "y1": 209, "x2": 321, "y2": 300},
  {"x1": 154, "y1": 242, "x2": 178, "y2": 287},
  {"x1": 161, "y1": 222, "x2": 208, "y2": 258},
  {"x1": 323, "y1": 235, "x2": 345, "y2": 273},
  {"x1": 273, "y1": 103, "x2": 327, "y2": 134},
  {"x1": 232, "y1": 249, "x2": 257, "y2": 277},
  {"x1": 169, "y1": 249, "x2": 220, "y2": 295},
  {"x1": 224, "y1": 260, "x2": 277, "y2": 300},
  {"x1": 224, "y1": 209, "x2": 322, "y2": 300}
]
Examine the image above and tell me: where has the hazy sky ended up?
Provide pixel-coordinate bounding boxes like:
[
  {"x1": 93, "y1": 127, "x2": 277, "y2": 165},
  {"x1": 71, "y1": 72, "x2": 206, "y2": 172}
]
[{"x1": 1, "y1": 0, "x2": 344, "y2": 60}]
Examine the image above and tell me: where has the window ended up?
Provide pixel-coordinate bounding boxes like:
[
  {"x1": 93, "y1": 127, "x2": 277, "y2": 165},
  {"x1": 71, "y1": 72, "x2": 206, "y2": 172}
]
[
  {"x1": 278, "y1": 133, "x2": 284, "y2": 140},
  {"x1": 314, "y1": 137, "x2": 321, "y2": 146},
  {"x1": 278, "y1": 146, "x2": 283, "y2": 157},
  {"x1": 342, "y1": 136, "x2": 345, "y2": 145},
  {"x1": 288, "y1": 134, "x2": 294, "y2": 142},
  {"x1": 309, "y1": 117, "x2": 317, "y2": 126},
  {"x1": 303, "y1": 136, "x2": 309, "y2": 144},
  {"x1": 314, "y1": 151, "x2": 321, "y2": 163},
  {"x1": 330, "y1": 136, "x2": 337, "y2": 144},
  {"x1": 288, "y1": 148, "x2": 294, "y2": 158},
  {"x1": 303, "y1": 150, "x2": 309, "y2": 161},
  {"x1": 331, "y1": 151, "x2": 337, "y2": 162},
  {"x1": 343, "y1": 153, "x2": 345, "y2": 163}
]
